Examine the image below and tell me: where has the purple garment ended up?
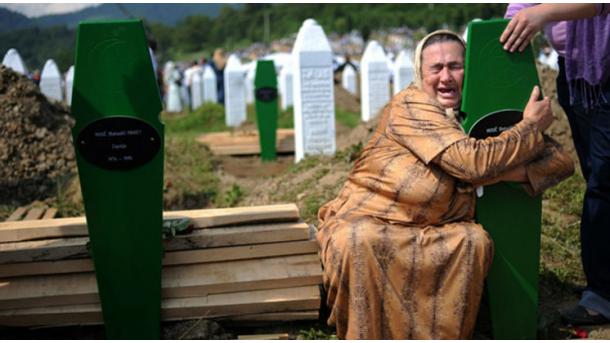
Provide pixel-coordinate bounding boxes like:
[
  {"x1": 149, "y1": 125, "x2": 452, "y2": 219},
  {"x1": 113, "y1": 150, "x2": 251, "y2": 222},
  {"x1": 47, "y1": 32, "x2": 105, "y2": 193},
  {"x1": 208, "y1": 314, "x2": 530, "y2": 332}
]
[
  {"x1": 505, "y1": 3, "x2": 610, "y2": 107},
  {"x1": 505, "y1": 3, "x2": 566, "y2": 56}
]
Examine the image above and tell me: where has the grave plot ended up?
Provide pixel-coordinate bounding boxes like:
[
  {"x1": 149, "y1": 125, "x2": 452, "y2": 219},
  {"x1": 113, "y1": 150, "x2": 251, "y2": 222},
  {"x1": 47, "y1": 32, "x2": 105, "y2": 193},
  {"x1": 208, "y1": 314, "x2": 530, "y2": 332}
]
[
  {"x1": 0, "y1": 204, "x2": 321, "y2": 327},
  {"x1": 196, "y1": 129, "x2": 295, "y2": 156}
]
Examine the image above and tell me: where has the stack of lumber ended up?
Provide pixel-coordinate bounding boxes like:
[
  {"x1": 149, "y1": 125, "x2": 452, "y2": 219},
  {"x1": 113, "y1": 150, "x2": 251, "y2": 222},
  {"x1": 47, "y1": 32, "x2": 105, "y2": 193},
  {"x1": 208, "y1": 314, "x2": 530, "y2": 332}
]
[
  {"x1": 0, "y1": 203, "x2": 321, "y2": 327},
  {"x1": 4, "y1": 205, "x2": 57, "y2": 222},
  {"x1": 196, "y1": 129, "x2": 294, "y2": 156}
]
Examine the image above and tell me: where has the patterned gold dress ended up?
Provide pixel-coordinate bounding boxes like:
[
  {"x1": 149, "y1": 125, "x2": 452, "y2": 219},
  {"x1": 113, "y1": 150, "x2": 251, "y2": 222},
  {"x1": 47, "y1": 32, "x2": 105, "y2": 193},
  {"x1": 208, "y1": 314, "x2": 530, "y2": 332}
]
[{"x1": 316, "y1": 85, "x2": 574, "y2": 339}]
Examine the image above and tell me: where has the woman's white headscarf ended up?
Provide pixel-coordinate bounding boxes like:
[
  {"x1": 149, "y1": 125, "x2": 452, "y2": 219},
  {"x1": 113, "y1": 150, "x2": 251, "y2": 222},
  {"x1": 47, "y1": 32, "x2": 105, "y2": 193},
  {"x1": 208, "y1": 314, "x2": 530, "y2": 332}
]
[{"x1": 413, "y1": 30, "x2": 466, "y2": 89}]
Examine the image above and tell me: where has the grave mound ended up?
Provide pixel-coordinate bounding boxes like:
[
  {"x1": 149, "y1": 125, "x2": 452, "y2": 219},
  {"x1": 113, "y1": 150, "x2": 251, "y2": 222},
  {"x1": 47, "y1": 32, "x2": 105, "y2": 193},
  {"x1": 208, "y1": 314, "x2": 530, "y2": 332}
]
[{"x1": 0, "y1": 65, "x2": 76, "y2": 205}]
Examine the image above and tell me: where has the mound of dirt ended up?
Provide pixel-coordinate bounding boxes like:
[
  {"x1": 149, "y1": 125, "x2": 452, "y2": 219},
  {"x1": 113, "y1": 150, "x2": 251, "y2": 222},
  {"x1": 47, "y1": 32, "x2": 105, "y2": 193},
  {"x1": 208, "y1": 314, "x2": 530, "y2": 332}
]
[{"x1": 0, "y1": 65, "x2": 76, "y2": 205}]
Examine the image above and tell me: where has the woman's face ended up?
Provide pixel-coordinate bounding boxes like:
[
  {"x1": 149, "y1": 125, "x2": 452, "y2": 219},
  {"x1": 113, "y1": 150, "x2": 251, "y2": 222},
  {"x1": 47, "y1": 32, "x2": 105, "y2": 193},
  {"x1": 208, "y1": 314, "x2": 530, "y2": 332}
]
[{"x1": 421, "y1": 41, "x2": 464, "y2": 109}]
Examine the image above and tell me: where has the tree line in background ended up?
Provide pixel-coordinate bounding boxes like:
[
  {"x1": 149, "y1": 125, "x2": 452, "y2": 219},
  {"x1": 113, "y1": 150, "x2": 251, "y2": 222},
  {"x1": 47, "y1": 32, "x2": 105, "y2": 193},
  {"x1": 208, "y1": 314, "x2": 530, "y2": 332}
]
[{"x1": 0, "y1": 3, "x2": 506, "y2": 72}]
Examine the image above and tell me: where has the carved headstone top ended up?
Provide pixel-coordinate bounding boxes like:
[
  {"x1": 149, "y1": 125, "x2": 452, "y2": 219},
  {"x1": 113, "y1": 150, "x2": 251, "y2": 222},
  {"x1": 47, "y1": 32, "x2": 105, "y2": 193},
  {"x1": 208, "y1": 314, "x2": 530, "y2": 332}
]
[
  {"x1": 40, "y1": 59, "x2": 63, "y2": 102},
  {"x1": 2, "y1": 48, "x2": 28, "y2": 75},
  {"x1": 361, "y1": 41, "x2": 390, "y2": 122}
]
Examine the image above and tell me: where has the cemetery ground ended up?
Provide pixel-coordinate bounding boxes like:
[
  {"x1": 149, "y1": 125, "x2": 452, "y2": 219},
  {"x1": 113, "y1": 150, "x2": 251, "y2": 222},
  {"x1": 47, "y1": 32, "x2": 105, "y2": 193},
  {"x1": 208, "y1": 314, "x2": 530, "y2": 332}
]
[{"x1": 1, "y1": 67, "x2": 609, "y2": 339}]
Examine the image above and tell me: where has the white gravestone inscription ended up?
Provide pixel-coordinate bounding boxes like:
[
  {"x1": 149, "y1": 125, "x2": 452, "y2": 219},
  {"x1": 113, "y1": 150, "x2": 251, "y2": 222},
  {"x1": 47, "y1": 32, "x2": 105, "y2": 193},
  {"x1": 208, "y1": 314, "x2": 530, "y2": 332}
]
[
  {"x1": 224, "y1": 54, "x2": 247, "y2": 127},
  {"x1": 40, "y1": 59, "x2": 63, "y2": 102},
  {"x1": 393, "y1": 50, "x2": 414, "y2": 95},
  {"x1": 292, "y1": 19, "x2": 336, "y2": 162},
  {"x1": 361, "y1": 41, "x2": 390, "y2": 122}
]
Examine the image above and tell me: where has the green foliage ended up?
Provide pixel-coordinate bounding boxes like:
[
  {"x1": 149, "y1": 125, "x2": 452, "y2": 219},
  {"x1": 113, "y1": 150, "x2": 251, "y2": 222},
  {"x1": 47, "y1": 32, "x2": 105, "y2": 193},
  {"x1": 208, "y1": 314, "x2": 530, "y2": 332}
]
[
  {"x1": 223, "y1": 184, "x2": 243, "y2": 207},
  {"x1": 1, "y1": 4, "x2": 507, "y2": 72},
  {"x1": 162, "y1": 102, "x2": 227, "y2": 138},
  {"x1": 298, "y1": 328, "x2": 338, "y2": 340}
]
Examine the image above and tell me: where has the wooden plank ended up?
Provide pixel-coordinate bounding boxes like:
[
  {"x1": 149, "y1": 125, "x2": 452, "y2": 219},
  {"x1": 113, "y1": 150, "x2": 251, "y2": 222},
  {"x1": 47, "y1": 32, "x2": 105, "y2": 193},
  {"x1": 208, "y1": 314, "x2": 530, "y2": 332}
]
[
  {"x1": 0, "y1": 286, "x2": 320, "y2": 327},
  {"x1": 222, "y1": 311, "x2": 319, "y2": 322},
  {"x1": 0, "y1": 204, "x2": 300, "y2": 243},
  {"x1": 196, "y1": 129, "x2": 294, "y2": 156},
  {"x1": 41, "y1": 208, "x2": 58, "y2": 220},
  {"x1": 0, "y1": 240, "x2": 319, "y2": 278},
  {"x1": 5, "y1": 207, "x2": 27, "y2": 222},
  {"x1": 0, "y1": 254, "x2": 322, "y2": 310},
  {"x1": 0, "y1": 222, "x2": 310, "y2": 264},
  {"x1": 238, "y1": 333, "x2": 290, "y2": 340},
  {"x1": 22, "y1": 208, "x2": 45, "y2": 221}
]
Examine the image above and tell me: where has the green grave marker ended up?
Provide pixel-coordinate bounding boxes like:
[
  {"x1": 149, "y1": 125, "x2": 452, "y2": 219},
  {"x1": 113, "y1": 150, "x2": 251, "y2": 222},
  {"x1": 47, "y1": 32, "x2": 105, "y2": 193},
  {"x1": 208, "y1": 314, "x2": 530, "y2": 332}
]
[
  {"x1": 461, "y1": 19, "x2": 542, "y2": 339},
  {"x1": 71, "y1": 19, "x2": 163, "y2": 339},
  {"x1": 254, "y1": 60, "x2": 279, "y2": 161}
]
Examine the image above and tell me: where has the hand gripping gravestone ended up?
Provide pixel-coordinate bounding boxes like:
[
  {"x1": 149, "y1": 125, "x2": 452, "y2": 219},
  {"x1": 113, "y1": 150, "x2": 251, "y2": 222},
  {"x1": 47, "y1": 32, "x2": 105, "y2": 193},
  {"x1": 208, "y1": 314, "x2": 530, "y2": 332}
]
[
  {"x1": 71, "y1": 19, "x2": 163, "y2": 339},
  {"x1": 292, "y1": 18, "x2": 336, "y2": 163},
  {"x1": 254, "y1": 60, "x2": 279, "y2": 161},
  {"x1": 393, "y1": 49, "x2": 414, "y2": 95},
  {"x1": 361, "y1": 41, "x2": 390, "y2": 122},
  {"x1": 40, "y1": 59, "x2": 64, "y2": 102},
  {"x1": 224, "y1": 54, "x2": 247, "y2": 127},
  {"x1": 461, "y1": 19, "x2": 542, "y2": 340}
]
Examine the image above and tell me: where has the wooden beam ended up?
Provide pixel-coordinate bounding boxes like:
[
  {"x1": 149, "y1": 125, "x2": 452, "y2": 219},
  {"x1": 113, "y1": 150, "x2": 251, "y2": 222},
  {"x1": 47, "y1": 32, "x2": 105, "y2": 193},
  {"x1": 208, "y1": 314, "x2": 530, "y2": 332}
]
[
  {"x1": 0, "y1": 286, "x2": 321, "y2": 327},
  {"x1": 0, "y1": 254, "x2": 322, "y2": 310},
  {"x1": 22, "y1": 208, "x2": 45, "y2": 221},
  {"x1": 0, "y1": 222, "x2": 310, "y2": 264},
  {"x1": 238, "y1": 333, "x2": 290, "y2": 340},
  {"x1": 0, "y1": 204, "x2": 300, "y2": 243},
  {"x1": 196, "y1": 129, "x2": 295, "y2": 156},
  {"x1": 41, "y1": 208, "x2": 58, "y2": 220},
  {"x1": 5, "y1": 207, "x2": 27, "y2": 222},
  {"x1": 221, "y1": 311, "x2": 319, "y2": 322},
  {"x1": 0, "y1": 240, "x2": 319, "y2": 278}
]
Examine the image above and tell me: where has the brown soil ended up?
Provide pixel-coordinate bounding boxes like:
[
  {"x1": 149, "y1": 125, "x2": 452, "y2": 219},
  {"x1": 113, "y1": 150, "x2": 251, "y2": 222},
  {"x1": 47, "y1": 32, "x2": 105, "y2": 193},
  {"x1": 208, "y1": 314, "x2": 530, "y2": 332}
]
[{"x1": 0, "y1": 65, "x2": 76, "y2": 205}]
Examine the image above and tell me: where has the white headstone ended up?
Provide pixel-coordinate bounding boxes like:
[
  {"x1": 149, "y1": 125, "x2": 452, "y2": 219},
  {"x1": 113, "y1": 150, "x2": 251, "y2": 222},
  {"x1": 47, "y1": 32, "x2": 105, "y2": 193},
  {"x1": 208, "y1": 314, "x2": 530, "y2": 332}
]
[
  {"x1": 463, "y1": 18, "x2": 483, "y2": 42},
  {"x1": 40, "y1": 59, "x2": 63, "y2": 102},
  {"x1": 180, "y1": 83, "x2": 190, "y2": 111},
  {"x1": 393, "y1": 50, "x2": 414, "y2": 95},
  {"x1": 2, "y1": 48, "x2": 28, "y2": 75},
  {"x1": 191, "y1": 70, "x2": 203, "y2": 110},
  {"x1": 360, "y1": 41, "x2": 390, "y2": 122},
  {"x1": 202, "y1": 65, "x2": 217, "y2": 103},
  {"x1": 279, "y1": 65, "x2": 293, "y2": 110},
  {"x1": 245, "y1": 63, "x2": 256, "y2": 104},
  {"x1": 65, "y1": 65, "x2": 74, "y2": 106},
  {"x1": 224, "y1": 54, "x2": 247, "y2": 127},
  {"x1": 166, "y1": 67, "x2": 182, "y2": 112},
  {"x1": 292, "y1": 18, "x2": 336, "y2": 163},
  {"x1": 341, "y1": 64, "x2": 357, "y2": 95}
]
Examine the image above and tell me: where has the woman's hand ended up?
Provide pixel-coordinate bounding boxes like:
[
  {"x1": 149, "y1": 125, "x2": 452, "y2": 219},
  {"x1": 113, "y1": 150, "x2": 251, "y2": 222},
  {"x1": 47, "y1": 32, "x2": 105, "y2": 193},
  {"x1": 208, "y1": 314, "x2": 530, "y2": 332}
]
[
  {"x1": 522, "y1": 86, "x2": 553, "y2": 132},
  {"x1": 500, "y1": 5, "x2": 547, "y2": 52}
]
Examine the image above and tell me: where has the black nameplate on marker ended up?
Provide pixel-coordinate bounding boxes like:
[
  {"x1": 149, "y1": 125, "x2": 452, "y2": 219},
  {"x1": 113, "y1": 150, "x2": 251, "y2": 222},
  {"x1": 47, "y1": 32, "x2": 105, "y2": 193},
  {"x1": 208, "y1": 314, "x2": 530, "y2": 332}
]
[{"x1": 77, "y1": 116, "x2": 161, "y2": 170}]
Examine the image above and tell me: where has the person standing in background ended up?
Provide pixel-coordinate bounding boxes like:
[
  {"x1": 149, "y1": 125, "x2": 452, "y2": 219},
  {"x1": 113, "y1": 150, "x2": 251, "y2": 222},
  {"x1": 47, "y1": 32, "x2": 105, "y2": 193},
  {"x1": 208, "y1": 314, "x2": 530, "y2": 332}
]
[{"x1": 503, "y1": 3, "x2": 610, "y2": 326}]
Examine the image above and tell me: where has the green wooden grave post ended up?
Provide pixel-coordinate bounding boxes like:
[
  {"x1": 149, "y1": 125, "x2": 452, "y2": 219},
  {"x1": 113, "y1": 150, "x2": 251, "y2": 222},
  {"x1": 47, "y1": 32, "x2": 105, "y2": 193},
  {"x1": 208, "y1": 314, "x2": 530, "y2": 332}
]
[
  {"x1": 71, "y1": 19, "x2": 163, "y2": 339},
  {"x1": 254, "y1": 60, "x2": 279, "y2": 161},
  {"x1": 461, "y1": 19, "x2": 542, "y2": 339}
]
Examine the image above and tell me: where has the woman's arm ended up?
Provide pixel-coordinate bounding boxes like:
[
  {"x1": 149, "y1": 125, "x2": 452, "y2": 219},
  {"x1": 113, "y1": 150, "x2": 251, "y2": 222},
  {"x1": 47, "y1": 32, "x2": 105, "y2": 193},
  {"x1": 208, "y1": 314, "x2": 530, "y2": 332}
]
[{"x1": 500, "y1": 4, "x2": 598, "y2": 52}]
